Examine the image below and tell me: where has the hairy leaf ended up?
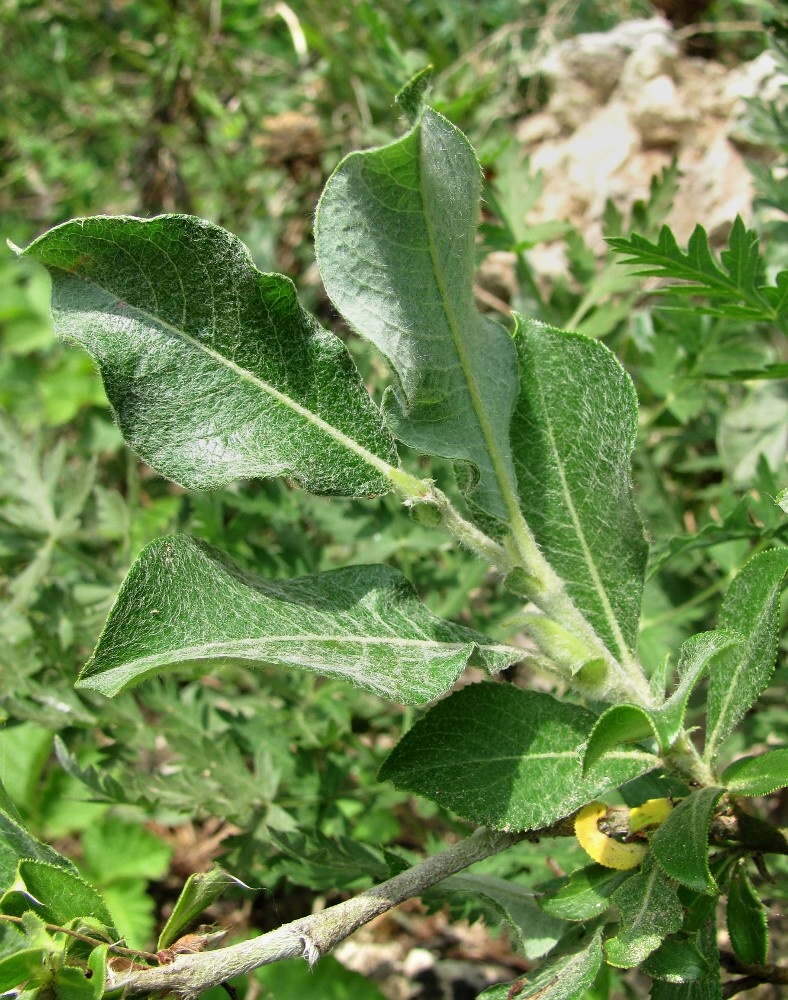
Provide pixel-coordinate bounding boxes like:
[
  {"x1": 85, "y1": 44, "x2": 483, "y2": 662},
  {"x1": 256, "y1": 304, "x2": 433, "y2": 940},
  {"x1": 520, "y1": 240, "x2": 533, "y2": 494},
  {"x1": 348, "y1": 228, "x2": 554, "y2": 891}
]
[
  {"x1": 722, "y1": 749, "x2": 788, "y2": 797},
  {"x1": 650, "y1": 920, "x2": 721, "y2": 1000},
  {"x1": 158, "y1": 868, "x2": 252, "y2": 950},
  {"x1": 605, "y1": 859, "x2": 683, "y2": 967},
  {"x1": 727, "y1": 861, "x2": 768, "y2": 966},
  {"x1": 537, "y1": 864, "x2": 631, "y2": 921},
  {"x1": 511, "y1": 318, "x2": 647, "y2": 660},
  {"x1": 0, "y1": 779, "x2": 76, "y2": 890},
  {"x1": 316, "y1": 107, "x2": 519, "y2": 520},
  {"x1": 650, "y1": 788, "x2": 724, "y2": 894},
  {"x1": 436, "y1": 873, "x2": 565, "y2": 959},
  {"x1": 76, "y1": 535, "x2": 520, "y2": 701},
  {"x1": 704, "y1": 548, "x2": 788, "y2": 763},
  {"x1": 478, "y1": 930, "x2": 603, "y2": 1000},
  {"x1": 20, "y1": 216, "x2": 397, "y2": 496},
  {"x1": 378, "y1": 684, "x2": 656, "y2": 830},
  {"x1": 1, "y1": 860, "x2": 116, "y2": 931},
  {"x1": 641, "y1": 937, "x2": 709, "y2": 983}
]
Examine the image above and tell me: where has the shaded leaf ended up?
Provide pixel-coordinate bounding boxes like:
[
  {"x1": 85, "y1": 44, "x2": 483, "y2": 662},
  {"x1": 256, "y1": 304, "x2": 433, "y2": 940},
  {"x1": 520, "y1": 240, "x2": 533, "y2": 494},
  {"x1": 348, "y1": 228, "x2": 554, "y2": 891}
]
[
  {"x1": 378, "y1": 684, "x2": 657, "y2": 831},
  {"x1": 435, "y1": 873, "x2": 565, "y2": 959},
  {"x1": 76, "y1": 535, "x2": 520, "y2": 702},
  {"x1": 605, "y1": 859, "x2": 683, "y2": 967},
  {"x1": 704, "y1": 548, "x2": 788, "y2": 763},
  {"x1": 0, "y1": 948, "x2": 52, "y2": 992},
  {"x1": 316, "y1": 107, "x2": 519, "y2": 520},
  {"x1": 651, "y1": 919, "x2": 721, "y2": 1000},
  {"x1": 21, "y1": 216, "x2": 397, "y2": 497},
  {"x1": 537, "y1": 864, "x2": 631, "y2": 921},
  {"x1": 650, "y1": 788, "x2": 724, "y2": 894},
  {"x1": 478, "y1": 930, "x2": 603, "y2": 1000},
  {"x1": 722, "y1": 749, "x2": 788, "y2": 797},
  {"x1": 641, "y1": 936, "x2": 709, "y2": 983},
  {"x1": 511, "y1": 318, "x2": 647, "y2": 661},
  {"x1": 727, "y1": 861, "x2": 768, "y2": 966}
]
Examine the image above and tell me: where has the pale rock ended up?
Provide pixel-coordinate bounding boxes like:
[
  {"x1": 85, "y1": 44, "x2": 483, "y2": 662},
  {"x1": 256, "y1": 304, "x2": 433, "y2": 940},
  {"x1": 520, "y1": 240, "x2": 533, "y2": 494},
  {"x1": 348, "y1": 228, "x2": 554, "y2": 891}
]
[{"x1": 630, "y1": 74, "x2": 697, "y2": 147}]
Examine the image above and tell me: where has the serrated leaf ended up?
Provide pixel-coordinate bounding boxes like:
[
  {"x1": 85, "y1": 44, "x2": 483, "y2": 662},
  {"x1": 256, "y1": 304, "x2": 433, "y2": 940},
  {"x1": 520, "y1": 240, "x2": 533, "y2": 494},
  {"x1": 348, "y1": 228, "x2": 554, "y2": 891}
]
[
  {"x1": 1, "y1": 861, "x2": 116, "y2": 932},
  {"x1": 605, "y1": 859, "x2": 683, "y2": 968},
  {"x1": 650, "y1": 919, "x2": 721, "y2": 1000},
  {"x1": 378, "y1": 684, "x2": 657, "y2": 831},
  {"x1": 704, "y1": 548, "x2": 788, "y2": 763},
  {"x1": 20, "y1": 215, "x2": 398, "y2": 497},
  {"x1": 478, "y1": 930, "x2": 603, "y2": 1000},
  {"x1": 641, "y1": 936, "x2": 709, "y2": 983},
  {"x1": 435, "y1": 873, "x2": 565, "y2": 959},
  {"x1": 87, "y1": 946, "x2": 108, "y2": 1000},
  {"x1": 76, "y1": 534, "x2": 520, "y2": 701},
  {"x1": 722, "y1": 749, "x2": 788, "y2": 796},
  {"x1": 0, "y1": 778, "x2": 77, "y2": 891},
  {"x1": 537, "y1": 864, "x2": 631, "y2": 921},
  {"x1": 54, "y1": 965, "x2": 96, "y2": 1000},
  {"x1": 316, "y1": 107, "x2": 519, "y2": 520},
  {"x1": 511, "y1": 318, "x2": 647, "y2": 662},
  {"x1": 158, "y1": 868, "x2": 253, "y2": 950},
  {"x1": 650, "y1": 788, "x2": 724, "y2": 894},
  {"x1": 727, "y1": 861, "x2": 768, "y2": 966},
  {"x1": 81, "y1": 821, "x2": 172, "y2": 884}
]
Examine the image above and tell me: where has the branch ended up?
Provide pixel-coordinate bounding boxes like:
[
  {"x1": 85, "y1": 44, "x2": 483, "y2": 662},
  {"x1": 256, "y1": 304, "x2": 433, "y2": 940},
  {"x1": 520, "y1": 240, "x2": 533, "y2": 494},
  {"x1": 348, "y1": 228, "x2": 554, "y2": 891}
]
[{"x1": 110, "y1": 828, "x2": 522, "y2": 998}]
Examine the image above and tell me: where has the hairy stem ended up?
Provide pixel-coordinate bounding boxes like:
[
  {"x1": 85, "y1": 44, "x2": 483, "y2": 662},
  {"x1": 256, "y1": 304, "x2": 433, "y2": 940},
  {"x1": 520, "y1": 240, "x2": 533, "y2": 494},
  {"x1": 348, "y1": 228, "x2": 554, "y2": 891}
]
[{"x1": 111, "y1": 828, "x2": 521, "y2": 998}]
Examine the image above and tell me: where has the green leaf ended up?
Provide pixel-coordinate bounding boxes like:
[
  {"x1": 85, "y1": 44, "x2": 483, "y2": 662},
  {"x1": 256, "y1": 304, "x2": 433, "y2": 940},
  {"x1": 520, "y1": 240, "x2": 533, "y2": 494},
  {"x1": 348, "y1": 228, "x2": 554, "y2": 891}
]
[
  {"x1": 76, "y1": 535, "x2": 520, "y2": 701},
  {"x1": 53, "y1": 965, "x2": 96, "y2": 1000},
  {"x1": 607, "y1": 217, "x2": 782, "y2": 327},
  {"x1": 722, "y1": 749, "x2": 788, "y2": 796},
  {"x1": 1, "y1": 861, "x2": 116, "y2": 932},
  {"x1": 641, "y1": 936, "x2": 710, "y2": 983},
  {"x1": 727, "y1": 861, "x2": 768, "y2": 966},
  {"x1": 316, "y1": 107, "x2": 519, "y2": 521},
  {"x1": 158, "y1": 867, "x2": 252, "y2": 950},
  {"x1": 87, "y1": 946, "x2": 108, "y2": 1000},
  {"x1": 583, "y1": 706, "x2": 658, "y2": 773},
  {"x1": 586, "y1": 629, "x2": 745, "y2": 768},
  {"x1": 511, "y1": 318, "x2": 647, "y2": 661},
  {"x1": 604, "y1": 859, "x2": 683, "y2": 968},
  {"x1": 81, "y1": 820, "x2": 172, "y2": 884},
  {"x1": 20, "y1": 215, "x2": 397, "y2": 497},
  {"x1": 0, "y1": 948, "x2": 52, "y2": 992},
  {"x1": 255, "y1": 954, "x2": 387, "y2": 1000},
  {"x1": 477, "y1": 930, "x2": 603, "y2": 1000},
  {"x1": 0, "y1": 778, "x2": 77, "y2": 891},
  {"x1": 704, "y1": 548, "x2": 788, "y2": 763},
  {"x1": 650, "y1": 788, "x2": 724, "y2": 894},
  {"x1": 435, "y1": 873, "x2": 565, "y2": 959},
  {"x1": 537, "y1": 864, "x2": 631, "y2": 921},
  {"x1": 650, "y1": 920, "x2": 721, "y2": 1000},
  {"x1": 378, "y1": 684, "x2": 657, "y2": 831}
]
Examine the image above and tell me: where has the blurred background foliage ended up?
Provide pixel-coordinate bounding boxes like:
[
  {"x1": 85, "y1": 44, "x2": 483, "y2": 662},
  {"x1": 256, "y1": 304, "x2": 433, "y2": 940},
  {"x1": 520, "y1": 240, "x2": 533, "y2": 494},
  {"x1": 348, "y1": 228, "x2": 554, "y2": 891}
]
[{"x1": 0, "y1": 0, "x2": 785, "y2": 979}]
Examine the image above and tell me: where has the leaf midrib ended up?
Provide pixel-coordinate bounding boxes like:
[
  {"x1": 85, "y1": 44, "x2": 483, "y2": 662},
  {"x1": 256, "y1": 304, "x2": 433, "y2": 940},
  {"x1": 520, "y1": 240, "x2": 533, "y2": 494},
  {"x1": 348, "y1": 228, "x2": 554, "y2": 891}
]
[
  {"x1": 529, "y1": 362, "x2": 632, "y2": 666},
  {"x1": 61, "y1": 267, "x2": 396, "y2": 480}
]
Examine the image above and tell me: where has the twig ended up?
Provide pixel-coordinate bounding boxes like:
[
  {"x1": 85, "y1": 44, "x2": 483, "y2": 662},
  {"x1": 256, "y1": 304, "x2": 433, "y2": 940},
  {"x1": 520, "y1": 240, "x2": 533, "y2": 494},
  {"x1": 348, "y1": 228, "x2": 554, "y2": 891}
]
[
  {"x1": 0, "y1": 913, "x2": 158, "y2": 962},
  {"x1": 111, "y1": 828, "x2": 522, "y2": 997}
]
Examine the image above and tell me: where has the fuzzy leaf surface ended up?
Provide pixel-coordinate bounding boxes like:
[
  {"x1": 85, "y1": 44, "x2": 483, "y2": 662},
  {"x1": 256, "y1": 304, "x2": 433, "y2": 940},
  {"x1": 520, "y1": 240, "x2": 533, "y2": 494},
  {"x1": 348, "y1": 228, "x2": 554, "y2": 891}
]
[
  {"x1": 478, "y1": 930, "x2": 603, "y2": 1000},
  {"x1": 316, "y1": 108, "x2": 519, "y2": 520},
  {"x1": 537, "y1": 864, "x2": 631, "y2": 921},
  {"x1": 0, "y1": 860, "x2": 116, "y2": 931},
  {"x1": 722, "y1": 749, "x2": 788, "y2": 797},
  {"x1": 158, "y1": 867, "x2": 251, "y2": 950},
  {"x1": 511, "y1": 318, "x2": 647, "y2": 660},
  {"x1": 378, "y1": 684, "x2": 656, "y2": 831},
  {"x1": 437, "y1": 873, "x2": 565, "y2": 959},
  {"x1": 650, "y1": 788, "x2": 724, "y2": 894},
  {"x1": 704, "y1": 548, "x2": 788, "y2": 763},
  {"x1": 727, "y1": 861, "x2": 768, "y2": 966},
  {"x1": 21, "y1": 215, "x2": 397, "y2": 496},
  {"x1": 76, "y1": 535, "x2": 520, "y2": 701},
  {"x1": 605, "y1": 859, "x2": 683, "y2": 967},
  {"x1": 641, "y1": 937, "x2": 709, "y2": 983},
  {"x1": 0, "y1": 779, "x2": 76, "y2": 890}
]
